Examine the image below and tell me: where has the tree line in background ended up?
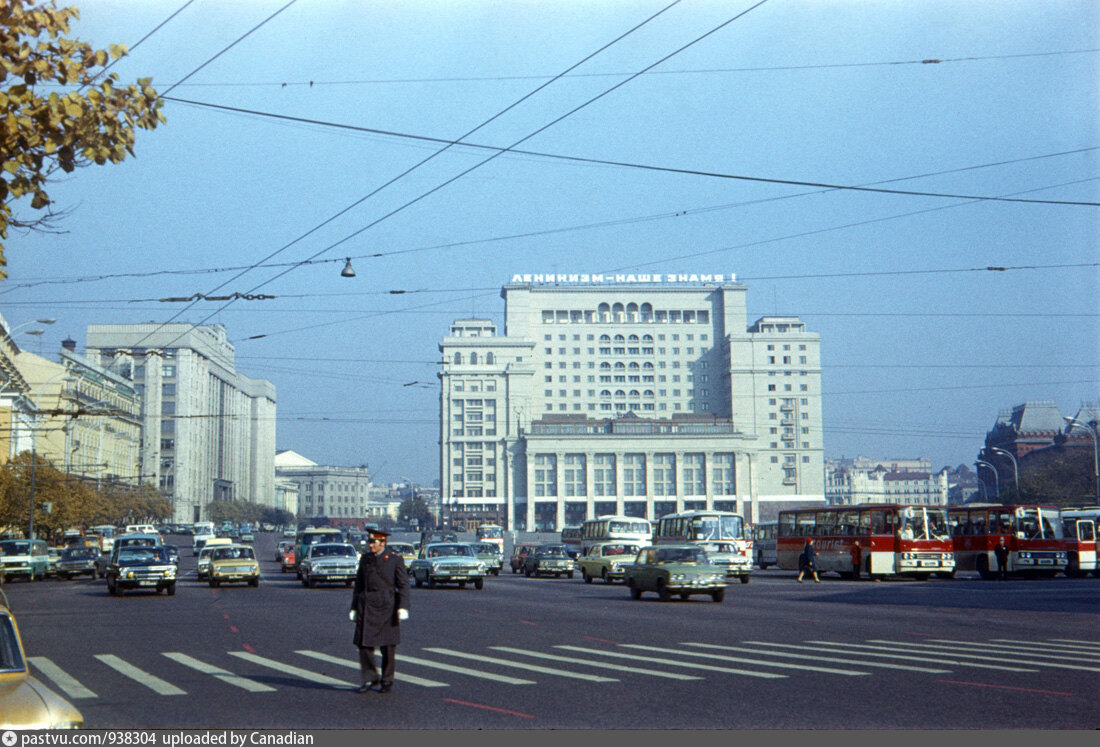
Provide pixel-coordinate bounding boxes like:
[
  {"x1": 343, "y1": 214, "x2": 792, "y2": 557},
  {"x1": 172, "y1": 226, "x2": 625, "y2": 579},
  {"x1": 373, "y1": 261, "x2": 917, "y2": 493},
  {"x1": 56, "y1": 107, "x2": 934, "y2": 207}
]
[
  {"x1": 204, "y1": 498, "x2": 294, "y2": 530},
  {"x1": 0, "y1": 452, "x2": 170, "y2": 540}
]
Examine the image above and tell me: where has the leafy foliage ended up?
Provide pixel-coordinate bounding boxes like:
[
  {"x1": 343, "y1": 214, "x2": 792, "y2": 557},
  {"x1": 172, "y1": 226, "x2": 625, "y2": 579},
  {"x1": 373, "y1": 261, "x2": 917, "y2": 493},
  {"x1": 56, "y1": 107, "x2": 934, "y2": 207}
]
[
  {"x1": 0, "y1": 0, "x2": 165, "y2": 275},
  {"x1": 397, "y1": 496, "x2": 434, "y2": 529}
]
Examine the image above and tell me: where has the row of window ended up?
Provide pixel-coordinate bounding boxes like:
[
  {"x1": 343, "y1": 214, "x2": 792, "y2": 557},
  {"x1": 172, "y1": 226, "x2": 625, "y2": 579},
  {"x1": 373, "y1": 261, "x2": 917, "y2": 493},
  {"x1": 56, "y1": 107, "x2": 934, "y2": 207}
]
[
  {"x1": 540, "y1": 306, "x2": 711, "y2": 324},
  {"x1": 545, "y1": 333, "x2": 709, "y2": 342},
  {"x1": 530, "y1": 452, "x2": 736, "y2": 498}
]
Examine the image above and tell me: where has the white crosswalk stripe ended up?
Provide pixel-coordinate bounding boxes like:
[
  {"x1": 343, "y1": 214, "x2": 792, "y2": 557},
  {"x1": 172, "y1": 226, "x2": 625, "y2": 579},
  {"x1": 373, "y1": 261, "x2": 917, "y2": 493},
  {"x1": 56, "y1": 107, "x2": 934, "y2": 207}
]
[
  {"x1": 864, "y1": 640, "x2": 1100, "y2": 672},
  {"x1": 95, "y1": 654, "x2": 186, "y2": 695},
  {"x1": 1049, "y1": 638, "x2": 1100, "y2": 649},
  {"x1": 422, "y1": 647, "x2": 618, "y2": 682},
  {"x1": 680, "y1": 643, "x2": 951, "y2": 674},
  {"x1": 619, "y1": 643, "x2": 869, "y2": 676},
  {"x1": 985, "y1": 639, "x2": 1100, "y2": 657},
  {"x1": 28, "y1": 657, "x2": 97, "y2": 699},
  {"x1": 774, "y1": 642, "x2": 1038, "y2": 672},
  {"x1": 921, "y1": 639, "x2": 1100, "y2": 662},
  {"x1": 554, "y1": 645, "x2": 786, "y2": 679},
  {"x1": 394, "y1": 653, "x2": 537, "y2": 685},
  {"x1": 163, "y1": 653, "x2": 276, "y2": 692},
  {"x1": 490, "y1": 646, "x2": 703, "y2": 680},
  {"x1": 294, "y1": 650, "x2": 449, "y2": 688},
  {"x1": 228, "y1": 651, "x2": 356, "y2": 689}
]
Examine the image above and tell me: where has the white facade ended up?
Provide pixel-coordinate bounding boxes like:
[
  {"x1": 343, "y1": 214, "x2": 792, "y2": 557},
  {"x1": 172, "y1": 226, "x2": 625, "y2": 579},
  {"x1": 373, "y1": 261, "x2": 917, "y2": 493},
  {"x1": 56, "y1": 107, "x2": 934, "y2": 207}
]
[
  {"x1": 274, "y1": 449, "x2": 372, "y2": 521},
  {"x1": 84, "y1": 324, "x2": 276, "y2": 524},
  {"x1": 438, "y1": 281, "x2": 824, "y2": 531},
  {"x1": 826, "y1": 466, "x2": 950, "y2": 506}
]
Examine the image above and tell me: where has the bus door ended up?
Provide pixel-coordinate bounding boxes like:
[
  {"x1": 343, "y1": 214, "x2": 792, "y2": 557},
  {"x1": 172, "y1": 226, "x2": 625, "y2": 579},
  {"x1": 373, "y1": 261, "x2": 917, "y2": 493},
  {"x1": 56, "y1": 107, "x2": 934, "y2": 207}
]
[{"x1": 1065, "y1": 519, "x2": 1097, "y2": 577}]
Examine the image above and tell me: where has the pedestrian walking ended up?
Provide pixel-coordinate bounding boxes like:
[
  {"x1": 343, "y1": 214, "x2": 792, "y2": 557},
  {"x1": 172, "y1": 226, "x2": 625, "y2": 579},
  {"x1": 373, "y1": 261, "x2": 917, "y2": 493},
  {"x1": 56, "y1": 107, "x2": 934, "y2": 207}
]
[
  {"x1": 349, "y1": 529, "x2": 410, "y2": 693},
  {"x1": 993, "y1": 536, "x2": 1010, "y2": 581},
  {"x1": 849, "y1": 540, "x2": 862, "y2": 581},
  {"x1": 796, "y1": 537, "x2": 820, "y2": 583}
]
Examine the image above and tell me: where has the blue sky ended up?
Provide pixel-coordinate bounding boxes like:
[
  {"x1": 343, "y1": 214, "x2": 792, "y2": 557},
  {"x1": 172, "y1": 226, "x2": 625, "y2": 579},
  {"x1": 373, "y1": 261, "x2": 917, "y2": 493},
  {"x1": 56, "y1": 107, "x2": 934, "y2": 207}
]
[{"x1": 4, "y1": 0, "x2": 1097, "y2": 483}]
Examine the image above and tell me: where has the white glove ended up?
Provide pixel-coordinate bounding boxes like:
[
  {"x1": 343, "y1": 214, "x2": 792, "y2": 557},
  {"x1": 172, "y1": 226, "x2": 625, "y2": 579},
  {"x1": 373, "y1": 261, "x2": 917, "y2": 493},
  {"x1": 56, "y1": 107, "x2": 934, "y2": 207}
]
[
  {"x1": 397, "y1": 609, "x2": 409, "y2": 622},
  {"x1": 348, "y1": 610, "x2": 356, "y2": 622}
]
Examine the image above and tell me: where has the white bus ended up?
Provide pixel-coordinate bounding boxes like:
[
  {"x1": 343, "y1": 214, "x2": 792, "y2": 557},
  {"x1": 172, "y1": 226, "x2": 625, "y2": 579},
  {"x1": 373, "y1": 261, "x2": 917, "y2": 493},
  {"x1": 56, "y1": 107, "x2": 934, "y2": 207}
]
[
  {"x1": 192, "y1": 521, "x2": 216, "y2": 555},
  {"x1": 476, "y1": 524, "x2": 504, "y2": 552},
  {"x1": 752, "y1": 521, "x2": 777, "y2": 569},
  {"x1": 580, "y1": 515, "x2": 652, "y2": 552},
  {"x1": 653, "y1": 510, "x2": 753, "y2": 582}
]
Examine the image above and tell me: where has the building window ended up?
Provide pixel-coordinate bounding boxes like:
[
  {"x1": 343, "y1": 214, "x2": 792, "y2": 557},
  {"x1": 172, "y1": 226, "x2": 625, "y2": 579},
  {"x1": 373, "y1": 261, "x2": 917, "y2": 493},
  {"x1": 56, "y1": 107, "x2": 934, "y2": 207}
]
[
  {"x1": 682, "y1": 453, "x2": 705, "y2": 495},
  {"x1": 623, "y1": 454, "x2": 645, "y2": 496},
  {"x1": 712, "y1": 453, "x2": 734, "y2": 494},
  {"x1": 564, "y1": 454, "x2": 586, "y2": 497},
  {"x1": 653, "y1": 453, "x2": 675, "y2": 496},
  {"x1": 534, "y1": 454, "x2": 557, "y2": 497}
]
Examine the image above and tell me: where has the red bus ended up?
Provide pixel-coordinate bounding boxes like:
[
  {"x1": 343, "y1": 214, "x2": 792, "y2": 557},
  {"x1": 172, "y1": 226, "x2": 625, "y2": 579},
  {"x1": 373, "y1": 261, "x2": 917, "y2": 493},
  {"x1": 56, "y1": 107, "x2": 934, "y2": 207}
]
[
  {"x1": 777, "y1": 505, "x2": 955, "y2": 580},
  {"x1": 947, "y1": 504, "x2": 1067, "y2": 579},
  {"x1": 1060, "y1": 507, "x2": 1098, "y2": 578}
]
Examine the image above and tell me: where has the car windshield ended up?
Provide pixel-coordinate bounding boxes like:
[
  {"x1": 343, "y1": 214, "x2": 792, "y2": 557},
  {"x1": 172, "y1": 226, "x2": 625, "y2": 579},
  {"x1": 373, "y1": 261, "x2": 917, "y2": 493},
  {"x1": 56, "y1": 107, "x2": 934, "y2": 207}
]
[
  {"x1": 0, "y1": 541, "x2": 31, "y2": 555},
  {"x1": 62, "y1": 548, "x2": 97, "y2": 560},
  {"x1": 477, "y1": 526, "x2": 503, "y2": 539},
  {"x1": 117, "y1": 548, "x2": 168, "y2": 565},
  {"x1": 427, "y1": 544, "x2": 473, "y2": 558},
  {"x1": 538, "y1": 546, "x2": 567, "y2": 557},
  {"x1": 303, "y1": 533, "x2": 343, "y2": 546},
  {"x1": 475, "y1": 544, "x2": 500, "y2": 554},
  {"x1": 706, "y1": 542, "x2": 737, "y2": 554},
  {"x1": 0, "y1": 615, "x2": 26, "y2": 673},
  {"x1": 213, "y1": 547, "x2": 255, "y2": 560},
  {"x1": 656, "y1": 547, "x2": 707, "y2": 564},
  {"x1": 311, "y1": 545, "x2": 355, "y2": 558}
]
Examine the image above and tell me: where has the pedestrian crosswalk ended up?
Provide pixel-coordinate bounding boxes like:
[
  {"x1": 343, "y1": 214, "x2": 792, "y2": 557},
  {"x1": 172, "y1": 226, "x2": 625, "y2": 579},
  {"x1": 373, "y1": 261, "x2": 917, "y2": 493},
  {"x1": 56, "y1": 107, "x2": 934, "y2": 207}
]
[{"x1": 27, "y1": 636, "x2": 1099, "y2": 700}]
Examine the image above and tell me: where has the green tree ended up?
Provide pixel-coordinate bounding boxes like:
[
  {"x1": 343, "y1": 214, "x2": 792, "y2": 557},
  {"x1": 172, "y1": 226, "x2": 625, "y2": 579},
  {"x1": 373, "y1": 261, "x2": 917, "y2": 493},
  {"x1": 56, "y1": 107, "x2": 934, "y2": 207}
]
[
  {"x1": 0, "y1": 0, "x2": 165, "y2": 276},
  {"x1": 397, "y1": 496, "x2": 433, "y2": 530}
]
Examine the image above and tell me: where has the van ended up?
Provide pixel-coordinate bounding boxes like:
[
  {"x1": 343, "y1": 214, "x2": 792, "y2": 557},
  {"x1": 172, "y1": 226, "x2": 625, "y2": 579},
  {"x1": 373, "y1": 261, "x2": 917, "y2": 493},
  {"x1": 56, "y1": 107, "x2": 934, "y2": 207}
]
[
  {"x1": 0, "y1": 539, "x2": 49, "y2": 582},
  {"x1": 124, "y1": 524, "x2": 158, "y2": 535}
]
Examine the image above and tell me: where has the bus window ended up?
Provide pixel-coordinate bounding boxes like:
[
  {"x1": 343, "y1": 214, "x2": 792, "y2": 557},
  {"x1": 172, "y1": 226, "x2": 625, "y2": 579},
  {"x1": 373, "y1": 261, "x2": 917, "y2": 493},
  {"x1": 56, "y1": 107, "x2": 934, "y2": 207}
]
[
  {"x1": 779, "y1": 513, "x2": 796, "y2": 537},
  {"x1": 814, "y1": 511, "x2": 835, "y2": 536},
  {"x1": 870, "y1": 510, "x2": 887, "y2": 535},
  {"x1": 839, "y1": 510, "x2": 858, "y2": 536},
  {"x1": 994, "y1": 511, "x2": 1012, "y2": 534},
  {"x1": 858, "y1": 510, "x2": 872, "y2": 536},
  {"x1": 795, "y1": 512, "x2": 814, "y2": 537}
]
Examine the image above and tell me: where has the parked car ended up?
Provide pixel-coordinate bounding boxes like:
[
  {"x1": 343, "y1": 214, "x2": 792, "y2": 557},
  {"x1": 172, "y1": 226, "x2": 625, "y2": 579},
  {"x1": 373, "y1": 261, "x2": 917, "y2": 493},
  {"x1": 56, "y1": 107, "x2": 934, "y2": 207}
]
[
  {"x1": 577, "y1": 541, "x2": 640, "y2": 584},
  {"x1": 163, "y1": 545, "x2": 180, "y2": 568},
  {"x1": 56, "y1": 546, "x2": 100, "y2": 580},
  {"x1": 208, "y1": 544, "x2": 260, "y2": 588},
  {"x1": 275, "y1": 540, "x2": 295, "y2": 563},
  {"x1": 106, "y1": 546, "x2": 178, "y2": 596},
  {"x1": 623, "y1": 544, "x2": 727, "y2": 602},
  {"x1": 523, "y1": 544, "x2": 575, "y2": 578},
  {"x1": 409, "y1": 543, "x2": 485, "y2": 589},
  {"x1": 510, "y1": 544, "x2": 538, "y2": 574},
  {"x1": 701, "y1": 541, "x2": 753, "y2": 584},
  {"x1": 473, "y1": 542, "x2": 504, "y2": 576},
  {"x1": 419, "y1": 531, "x2": 458, "y2": 548},
  {"x1": 389, "y1": 542, "x2": 416, "y2": 564},
  {"x1": 0, "y1": 596, "x2": 83, "y2": 728},
  {"x1": 298, "y1": 543, "x2": 359, "y2": 588},
  {"x1": 46, "y1": 547, "x2": 63, "y2": 578},
  {"x1": 239, "y1": 531, "x2": 255, "y2": 543},
  {"x1": 279, "y1": 546, "x2": 297, "y2": 574},
  {"x1": 0, "y1": 539, "x2": 49, "y2": 582}
]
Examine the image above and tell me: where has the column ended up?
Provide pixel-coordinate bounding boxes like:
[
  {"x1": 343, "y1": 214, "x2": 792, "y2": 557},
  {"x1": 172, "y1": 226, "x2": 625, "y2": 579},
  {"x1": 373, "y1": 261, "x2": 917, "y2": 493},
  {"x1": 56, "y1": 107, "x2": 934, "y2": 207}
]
[
  {"x1": 584, "y1": 450, "x2": 595, "y2": 522},
  {"x1": 554, "y1": 451, "x2": 565, "y2": 531},
  {"x1": 525, "y1": 451, "x2": 536, "y2": 531},
  {"x1": 614, "y1": 451, "x2": 625, "y2": 516},
  {"x1": 644, "y1": 450, "x2": 655, "y2": 521}
]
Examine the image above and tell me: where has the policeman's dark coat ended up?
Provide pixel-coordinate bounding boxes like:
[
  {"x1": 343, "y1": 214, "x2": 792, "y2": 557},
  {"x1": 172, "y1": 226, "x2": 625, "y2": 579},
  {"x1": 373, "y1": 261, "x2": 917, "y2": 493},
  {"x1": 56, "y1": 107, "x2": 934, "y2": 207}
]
[{"x1": 350, "y1": 548, "x2": 410, "y2": 648}]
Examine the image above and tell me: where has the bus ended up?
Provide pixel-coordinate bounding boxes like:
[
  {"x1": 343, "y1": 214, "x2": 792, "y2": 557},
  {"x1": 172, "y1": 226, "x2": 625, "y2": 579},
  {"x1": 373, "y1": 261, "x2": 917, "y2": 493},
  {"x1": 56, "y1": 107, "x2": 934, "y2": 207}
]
[
  {"x1": 476, "y1": 524, "x2": 505, "y2": 552},
  {"x1": 580, "y1": 515, "x2": 652, "y2": 553},
  {"x1": 653, "y1": 510, "x2": 753, "y2": 582},
  {"x1": 778, "y1": 504, "x2": 955, "y2": 579},
  {"x1": 1058, "y1": 507, "x2": 1097, "y2": 578},
  {"x1": 752, "y1": 521, "x2": 777, "y2": 569},
  {"x1": 559, "y1": 527, "x2": 582, "y2": 558},
  {"x1": 947, "y1": 504, "x2": 1066, "y2": 579},
  {"x1": 89, "y1": 525, "x2": 118, "y2": 554}
]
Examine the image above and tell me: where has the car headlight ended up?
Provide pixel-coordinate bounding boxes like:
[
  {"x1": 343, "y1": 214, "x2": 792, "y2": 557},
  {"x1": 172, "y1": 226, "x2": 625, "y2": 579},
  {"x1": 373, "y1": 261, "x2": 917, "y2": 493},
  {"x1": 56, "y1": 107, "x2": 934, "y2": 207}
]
[
  {"x1": 671, "y1": 573, "x2": 686, "y2": 582},
  {"x1": 1018, "y1": 552, "x2": 1031, "y2": 559},
  {"x1": 123, "y1": 569, "x2": 133, "y2": 578}
]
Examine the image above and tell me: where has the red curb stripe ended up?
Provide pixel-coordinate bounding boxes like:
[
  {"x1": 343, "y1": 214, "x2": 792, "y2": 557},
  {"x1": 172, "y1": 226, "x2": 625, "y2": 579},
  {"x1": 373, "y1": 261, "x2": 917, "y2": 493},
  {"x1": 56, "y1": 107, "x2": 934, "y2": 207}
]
[
  {"x1": 519, "y1": 619, "x2": 537, "y2": 626},
  {"x1": 443, "y1": 698, "x2": 534, "y2": 719},
  {"x1": 242, "y1": 643, "x2": 256, "y2": 654},
  {"x1": 938, "y1": 679, "x2": 1075, "y2": 696},
  {"x1": 583, "y1": 636, "x2": 620, "y2": 645},
  {"x1": 229, "y1": 625, "x2": 239, "y2": 633}
]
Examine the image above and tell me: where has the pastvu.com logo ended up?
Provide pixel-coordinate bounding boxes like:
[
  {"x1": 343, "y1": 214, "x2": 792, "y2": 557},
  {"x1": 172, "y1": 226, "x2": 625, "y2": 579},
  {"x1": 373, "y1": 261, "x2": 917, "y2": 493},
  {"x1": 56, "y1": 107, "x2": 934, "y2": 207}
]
[{"x1": 2, "y1": 730, "x2": 18, "y2": 746}]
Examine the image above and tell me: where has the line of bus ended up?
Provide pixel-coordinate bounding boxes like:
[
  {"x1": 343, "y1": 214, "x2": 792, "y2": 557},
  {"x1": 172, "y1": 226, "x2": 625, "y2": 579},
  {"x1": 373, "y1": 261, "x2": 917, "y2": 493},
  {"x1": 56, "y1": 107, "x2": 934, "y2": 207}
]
[
  {"x1": 579, "y1": 515, "x2": 652, "y2": 552},
  {"x1": 947, "y1": 504, "x2": 1067, "y2": 579},
  {"x1": 777, "y1": 504, "x2": 955, "y2": 579},
  {"x1": 653, "y1": 510, "x2": 754, "y2": 582},
  {"x1": 1060, "y1": 506, "x2": 1098, "y2": 577}
]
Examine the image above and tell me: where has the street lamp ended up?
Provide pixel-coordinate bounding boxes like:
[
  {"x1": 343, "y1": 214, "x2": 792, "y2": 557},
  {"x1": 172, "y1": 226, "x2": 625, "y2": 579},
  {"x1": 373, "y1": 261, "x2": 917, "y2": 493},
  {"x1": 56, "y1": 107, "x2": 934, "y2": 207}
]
[
  {"x1": 975, "y1": 459, "x2": 999, "y2": 502},
  {"x1": 2, "y1": 318, "x2": 56, "y2": 345},
  {"x1": 28, "y1": 369, "x2": 75, "y2": 539},
  {"x1": 987, "y1": 446, "x2": 1020, "y2": 498},
  {"x1": 1064, "y1": 416, "x2": 1100, "y2": 504}
]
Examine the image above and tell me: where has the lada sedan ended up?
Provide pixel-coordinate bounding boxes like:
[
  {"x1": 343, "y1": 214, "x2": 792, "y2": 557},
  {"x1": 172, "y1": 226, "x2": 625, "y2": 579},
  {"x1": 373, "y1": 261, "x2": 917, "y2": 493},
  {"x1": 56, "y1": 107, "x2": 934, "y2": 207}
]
[
  {"x1": 56, "y1": 546, "x2": 100, "y2": 580},
  {"x1": 700, "y1": 541, "x2": 753, "y2": 584},
  {"x1": 624, "y1": 544, "x2": 728, "y2": 602},
  {"x1": 0, "y1": 599, "x2": 83, "y2": 728},
  {"x1": 409, "y1": 543, "x2": 485, "y2": 589},
  {"x1": 473, "y1": 542, "x2": 504, "y2": 576},
  {"x1": 208, "y1": 545, "x2": 260, "y2": 588},
  {"x1": 298, "y1": 543, "x2": 359, "y2": 588},
  {"x1": 523, "y1": 544, "x2": 575, "y2": 578},
  {"x1": 577, "y1": 542, "x2": 640, "y2": 584},
  {"x1": 509, "y1": 544, "x2": 537, "y2": 574},
  {"x1": 106, "y1": 546, "x2": 178, "y2": 596}
]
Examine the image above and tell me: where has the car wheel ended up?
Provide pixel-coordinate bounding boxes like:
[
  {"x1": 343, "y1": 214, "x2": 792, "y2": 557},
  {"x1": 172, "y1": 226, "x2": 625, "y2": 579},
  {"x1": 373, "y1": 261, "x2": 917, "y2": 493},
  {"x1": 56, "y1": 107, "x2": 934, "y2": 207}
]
[
  {"x1": 492, "y1": 569, "x2": 499, "y2": 576},
  {"x1": 629, "y1": 579, "x2": 642, "y2": 600},
  {"x1": 209, "y1": 579, "x2": 218, "y2": 588},
  {"x1": 307, "y1": 575, "x2": 317, "y2": 588},
  {"x1": 166, "y1": 582, "x2": 176, "y2": 596},
  {"x1": 300, "y1": 574, "x2": 309, "y2": 587},
  {"x1": 582, "y1": 569, "x2": 592, "y2": 584},
  {"x1": 524, "y1": 566, "x2": 531, "y2": 578},
  {"x1": 567, "y1": 571, "x2": 574, "y2": 579},
  {"x1": 657, "y1": 580, "x2": 671, "y2": 602},
  {"x1": 107, "y1": 578, "x2": 119, "y2": 596},
  {"x1": 711, "y1": 588, "x2": 725, "y2": 603},
  {"x1": 680, "y1": 592, "x2": 690, "y2": 600},
  {"x1": 427, "y1": 575, "x2": 437, "y2": 589},
  {"x1": 57, "y1": 573, "x2": 67, "y2": 582},
  {"x1": 414, "y1": 573, "x2": 424, "y2": 588},
  {"x1": 474, "y1": 577, "x2": 484, "y2": 590},
  {"x1": 740, "y1": 574, "x2": 751, "y2": 584},
  {"x1": 250, "y1": 578, "x2": 260, "y2": 587},
  {"x1": 458, "y1": 581, "x2": 466, "y2": 588}
]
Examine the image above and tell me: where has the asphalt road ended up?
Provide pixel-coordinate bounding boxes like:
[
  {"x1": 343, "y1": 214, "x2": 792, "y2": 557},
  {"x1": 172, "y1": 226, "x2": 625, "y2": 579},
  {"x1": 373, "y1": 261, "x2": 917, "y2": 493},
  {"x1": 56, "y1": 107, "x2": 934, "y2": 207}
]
[{"x1": 5, "y1": 532, "x2": 1097, "y2": 729}]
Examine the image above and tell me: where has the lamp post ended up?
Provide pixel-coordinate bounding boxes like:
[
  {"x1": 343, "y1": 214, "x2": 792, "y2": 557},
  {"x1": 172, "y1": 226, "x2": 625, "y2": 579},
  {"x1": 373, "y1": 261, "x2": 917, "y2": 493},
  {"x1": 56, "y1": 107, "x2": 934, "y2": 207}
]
[
  {"x1": 1064, "y1": 416, "x2": 1100, "y2": 504},
  {"x1": 28, "y1": 369, "x2": 74, "y2": 539},
  {"x1": 975, "y1": 459, "x2": 999, "y2": 502},
  {"x1": 2, "y1": 318, "x2": 56, "y2": 346},
  {"x1": 987, "y1": 446, "x2": 1020, "y2": 498}
]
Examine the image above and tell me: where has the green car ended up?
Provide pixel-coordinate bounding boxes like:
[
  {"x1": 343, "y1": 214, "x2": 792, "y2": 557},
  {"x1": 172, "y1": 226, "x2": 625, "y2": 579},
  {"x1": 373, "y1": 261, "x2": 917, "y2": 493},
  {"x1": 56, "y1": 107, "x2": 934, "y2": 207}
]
[
  {"x1": 624, "y1": 544, "x2": 728, "y2": 602},
  {"x1": 409, "y1": 543, "x2": 486, "y2": 589},
  {"x1": 577, "y1": 541, "x2": 640, "y2": 584},
  {"x1": 473, "y1": 542, "x2": 503, "y2": 576}
]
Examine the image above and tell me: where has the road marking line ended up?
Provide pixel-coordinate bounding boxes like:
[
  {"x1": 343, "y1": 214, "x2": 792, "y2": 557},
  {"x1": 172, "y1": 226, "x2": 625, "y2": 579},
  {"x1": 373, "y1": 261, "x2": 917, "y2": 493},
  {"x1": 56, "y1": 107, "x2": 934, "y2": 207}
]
[
  {"x1": 228, "y1": 651, "x2": 356, "y2": 689},
  {"x1": 294, "y1": 650, "x2": 448, "y2": 688},
  {"x1": 919, "y1": 639, "x2": 1100, "y2": 662},
  {"x1": 94, "y1": 654, "x2": 186, "y2": 695},
  {"x1": 751, "y1": 642, "x2": 1036, "y2": 673},
  {"x1": 864, "y1": 640, "x2": 1100, "y2": 672},
  {"x1": 442, "y1": 698, "x2": 534, "y2": 719},
  {"x1": 1049, "y1": 638, "x2": 1100, "y2": 649},
  {"x1": 986, "y1": 639, "x2": 1100, "y2": 656},
  {"x1": 162, "y1": 653, "x2": 275, "y2": 692},
  {"x1": 621, "y1": 644, "x2": 868, "y2": 676},
  {"x1": 937, "y1": 679, "x2": 1077, "y2": 697},
  {"x1": 490, "y1": 647, "x2": 701, "y2": 680},
  {"x1": 681, "y1": 643, "x2": 950, "y2": 674},
  {"x1": 393, "y1": 654, "x2": 535, "y2": 685},
  {"x1": 423, "y1": 648, "x2": 618, "y2": 682},
  {"x1": 554, "y1": 645, "x2": 786, "y2": 680},
  {"x1": 27, "y1": 657, "x2": 97, "y2": 699}
]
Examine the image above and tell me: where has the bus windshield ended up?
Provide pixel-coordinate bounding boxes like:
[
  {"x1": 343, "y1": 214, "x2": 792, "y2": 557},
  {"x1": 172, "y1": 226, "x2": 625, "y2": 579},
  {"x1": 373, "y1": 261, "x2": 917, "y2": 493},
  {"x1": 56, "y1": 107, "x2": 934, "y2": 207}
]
[
  {"x1": 690, "y1": 515, "x2": 743, "y2": 541},
  {"x1": 899, "y1": 508, "x2": 951, "y2": 540},
  {"x1": 476, "y1": 526, "x2": 503, "y2": 540},
  {"x1": 1016, "y1": 508, "x2": 1063, "y2": 539}
]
